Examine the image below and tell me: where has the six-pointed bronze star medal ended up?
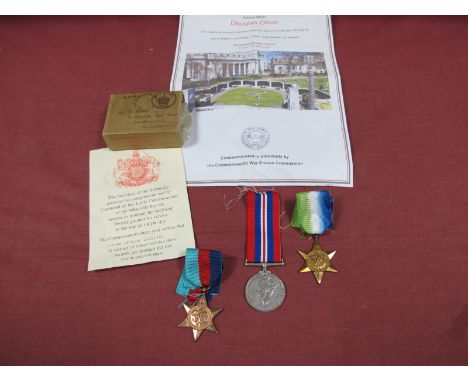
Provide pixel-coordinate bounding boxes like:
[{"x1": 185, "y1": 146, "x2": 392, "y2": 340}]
[
  {"x1": 298, "y1": 239, "x2": 337, "y2": 284},
  {"x1": 178, "y1": 294, "x2": 222, "y2": 341}
]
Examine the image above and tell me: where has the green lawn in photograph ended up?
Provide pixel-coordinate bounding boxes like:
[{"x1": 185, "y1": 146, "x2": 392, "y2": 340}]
[
  {"x1": 215, "y1": 87, "x2": 283, "y2": 108},
  {"x1": 278, "y1": 76, "x2": 330, "y2": 93}
]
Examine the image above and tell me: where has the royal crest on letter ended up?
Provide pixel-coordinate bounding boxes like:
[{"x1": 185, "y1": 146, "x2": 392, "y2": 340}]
[{"x1": 113, "y1": 150, "x2": 160, "y2": 187}]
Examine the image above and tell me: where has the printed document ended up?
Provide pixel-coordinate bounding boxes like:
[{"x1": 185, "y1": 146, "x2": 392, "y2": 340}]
[{"x1": 171, "y1": 15, "x2": 353, "y2": 187}]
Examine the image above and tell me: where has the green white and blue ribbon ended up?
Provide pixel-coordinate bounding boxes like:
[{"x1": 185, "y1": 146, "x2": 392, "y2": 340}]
[{"x1": 291, "y1": 190, "x2": 333, "y2": 235}]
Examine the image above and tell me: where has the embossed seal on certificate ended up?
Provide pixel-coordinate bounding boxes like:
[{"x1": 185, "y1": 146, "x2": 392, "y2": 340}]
[
  {"x1": 241, "y1": 127, "x2": 270, "y2": 150},
  {"x1": 245, "y1": 270, "x2": 285, "y2": 312}
]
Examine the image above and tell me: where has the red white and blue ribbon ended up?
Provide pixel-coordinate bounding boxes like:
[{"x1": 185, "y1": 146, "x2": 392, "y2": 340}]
[
  {"x1": 176, "y1": 248, "x2": 223, "y2": 303},
  {"x1": 245, "y1": 191, "x2": 282, "y2": 264}
]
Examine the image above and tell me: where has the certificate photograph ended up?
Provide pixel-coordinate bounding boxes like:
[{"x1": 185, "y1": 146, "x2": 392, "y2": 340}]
[{"x1": 182, "y1": 50, "x2": 331, "y2": 111}]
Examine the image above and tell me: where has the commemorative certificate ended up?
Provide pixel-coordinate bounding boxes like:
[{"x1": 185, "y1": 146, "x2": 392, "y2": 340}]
[
  {"x1": 171, "y1": 16, "x2": 353, "y2": 187},
  {"x1": 88, "y1": 148, "x2": 195, "y2": 271}
]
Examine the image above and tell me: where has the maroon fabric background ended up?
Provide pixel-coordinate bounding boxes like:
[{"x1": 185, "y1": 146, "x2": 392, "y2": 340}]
[{"x1": 1, "y1": 16, "x2": 468, "y2": 365}]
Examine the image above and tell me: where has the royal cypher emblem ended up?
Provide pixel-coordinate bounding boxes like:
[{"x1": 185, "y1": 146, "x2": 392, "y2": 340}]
[
  {"x1": 113, "y1": 150, "x2": 160, "y2": 188},
  {"x1": 298, "y1": 239, "x2": 337, "y2": 284},
  {"x1": 152, "y1": 92, "x2": 177, "y2": 109},
  {"x1": 178, "y1": 294, "x2": 222, "y2": 341}
]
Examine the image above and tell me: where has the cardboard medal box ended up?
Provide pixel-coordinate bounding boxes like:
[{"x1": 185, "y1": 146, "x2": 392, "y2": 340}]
[{"x1": 102, "y1": 91, "x2": 190, "y2": 150}]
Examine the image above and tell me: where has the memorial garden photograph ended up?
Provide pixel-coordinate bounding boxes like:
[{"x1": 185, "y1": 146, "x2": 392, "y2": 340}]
[{"x1": 182, "y1": 51, "x2": 332, "y2": 111}]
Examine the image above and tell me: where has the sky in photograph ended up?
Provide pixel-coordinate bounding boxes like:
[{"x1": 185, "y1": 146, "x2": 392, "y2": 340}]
[{"x1": 259, "y1": 51, "x2": 320, "y2": 61}]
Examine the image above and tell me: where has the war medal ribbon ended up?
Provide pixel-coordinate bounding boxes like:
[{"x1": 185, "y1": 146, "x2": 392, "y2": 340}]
[
  {"x1": 291, "y1": 190, "x2": 337, "y2": 284},
  {"x1": 176, "y1": 248, "x2": 223, "y2": 341},
  {"x1": 244, "y1": 191, "x2": 285, "y2": 312}
]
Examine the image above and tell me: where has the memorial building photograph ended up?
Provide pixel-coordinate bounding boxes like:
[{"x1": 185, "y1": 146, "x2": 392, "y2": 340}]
[{"x1": 182, "y1": 50, "x2": 332, "y2": 110}]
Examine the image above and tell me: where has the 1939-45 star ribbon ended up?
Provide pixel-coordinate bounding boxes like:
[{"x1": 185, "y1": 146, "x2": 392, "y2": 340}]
[
  {"x1": 176, "y1": 248, "x2": 223, "y2": 341},
  {"x1": 291, "y1": 190, "x2": 337, "y2": 284}
]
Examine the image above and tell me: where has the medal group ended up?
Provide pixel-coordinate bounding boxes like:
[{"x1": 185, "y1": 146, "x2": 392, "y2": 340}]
[
  {"x1": 176, "y1": 189, "x2": 337, "y2": 341},
  {"x1": 96, "y1": 89, "x2": 340, "y2": 343},
  {"x1": 91, "y1": 15, "x2": 353, "y2": 344}
]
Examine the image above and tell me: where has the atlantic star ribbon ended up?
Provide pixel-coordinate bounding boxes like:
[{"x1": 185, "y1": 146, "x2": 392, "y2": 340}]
[
  {"x1": 291, "y1": 190, "x2": 333, "y2": 235},
  {"x1": 176, "y1": 248, "x2": 223, "y2": 303},
  {"x1": 245, "y1": 191, "x2": 282, "y2": 264}
]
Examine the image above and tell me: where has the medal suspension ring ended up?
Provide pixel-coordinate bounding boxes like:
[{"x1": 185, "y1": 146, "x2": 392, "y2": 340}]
[{"x1": 245, "y1": 270, "x2": 285, "y2": 312}]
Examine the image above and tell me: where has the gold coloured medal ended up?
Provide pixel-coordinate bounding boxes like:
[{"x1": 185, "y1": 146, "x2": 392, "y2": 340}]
[
  {"x1": 178, "y1": 293, "x2": 222, "y2": 341},
  {"x1": 298, "y1": 235, "x2": 337, "y2": 284}
]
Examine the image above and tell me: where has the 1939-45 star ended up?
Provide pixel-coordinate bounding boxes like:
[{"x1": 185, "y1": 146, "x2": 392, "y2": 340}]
[{"x1": 178, "y1": 294, "x2": 222, "y2": 341}]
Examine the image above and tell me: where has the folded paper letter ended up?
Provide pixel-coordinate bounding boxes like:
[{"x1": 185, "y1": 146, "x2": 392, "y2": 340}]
[{"x1": 88, "y1": 148, "x2": 195, "y2": 271}]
